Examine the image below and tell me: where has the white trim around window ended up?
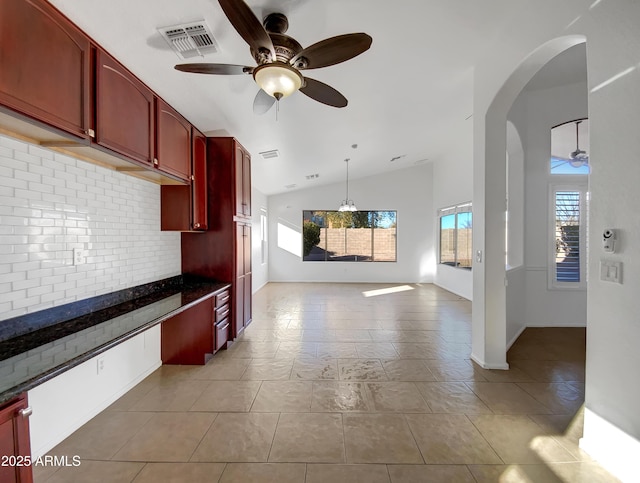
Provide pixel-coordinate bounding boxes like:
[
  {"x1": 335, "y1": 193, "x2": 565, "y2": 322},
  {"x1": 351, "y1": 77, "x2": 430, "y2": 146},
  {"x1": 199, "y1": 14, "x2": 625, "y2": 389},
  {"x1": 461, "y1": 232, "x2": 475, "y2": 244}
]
[{"x1": 548, "y1": 182, "x2": 588, "y2": 290}]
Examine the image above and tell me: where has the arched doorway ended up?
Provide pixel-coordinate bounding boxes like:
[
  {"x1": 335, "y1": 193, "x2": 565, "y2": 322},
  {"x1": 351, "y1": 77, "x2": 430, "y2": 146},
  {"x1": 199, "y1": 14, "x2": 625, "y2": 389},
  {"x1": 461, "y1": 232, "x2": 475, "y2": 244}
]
[{"x1": 471, "y1": 35, "x2": 587, "y2": 369}]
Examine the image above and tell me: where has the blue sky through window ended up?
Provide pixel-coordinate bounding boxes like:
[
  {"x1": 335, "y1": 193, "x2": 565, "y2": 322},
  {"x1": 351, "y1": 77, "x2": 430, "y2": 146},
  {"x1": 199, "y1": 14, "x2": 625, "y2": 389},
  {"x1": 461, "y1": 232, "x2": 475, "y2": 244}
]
[{"x1": 550, "y1": 157, "x2": 590, "y2": 175}]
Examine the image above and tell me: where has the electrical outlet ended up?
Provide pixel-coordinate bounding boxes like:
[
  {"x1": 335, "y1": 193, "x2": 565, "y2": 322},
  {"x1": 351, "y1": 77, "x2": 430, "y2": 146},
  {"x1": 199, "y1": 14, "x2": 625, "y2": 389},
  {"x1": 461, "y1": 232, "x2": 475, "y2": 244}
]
[
  {"x1": 96, "y1": 356, "x2": 105, "y2": 375},
  {"x1": 73, "y1": 248, "x2": 84, "y2": 265}
]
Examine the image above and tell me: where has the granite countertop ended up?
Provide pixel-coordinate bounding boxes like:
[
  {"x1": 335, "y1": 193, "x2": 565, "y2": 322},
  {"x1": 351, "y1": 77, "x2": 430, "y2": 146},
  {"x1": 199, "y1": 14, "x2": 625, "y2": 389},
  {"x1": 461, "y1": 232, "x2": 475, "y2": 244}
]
[{"x1": 0, "y1": 277, "x2": 230, "y2": 404}]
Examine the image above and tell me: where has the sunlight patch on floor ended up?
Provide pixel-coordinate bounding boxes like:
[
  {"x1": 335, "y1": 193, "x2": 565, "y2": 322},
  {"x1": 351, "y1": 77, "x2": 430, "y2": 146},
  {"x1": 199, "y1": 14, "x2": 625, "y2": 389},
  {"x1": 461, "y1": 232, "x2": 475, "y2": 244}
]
[{"x1": 362, "y1": 285, "x2": 414, "y2": 298}]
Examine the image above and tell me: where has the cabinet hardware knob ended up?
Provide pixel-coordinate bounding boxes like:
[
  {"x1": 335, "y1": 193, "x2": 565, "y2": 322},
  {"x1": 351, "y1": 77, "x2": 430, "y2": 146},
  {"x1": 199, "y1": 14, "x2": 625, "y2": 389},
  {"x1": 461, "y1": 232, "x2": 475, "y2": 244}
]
[
  {"x1": 87, "y1": 129, "x2": 95, "y2": 138},
  {"x1": 18, "y1": 407, "x2": 33, "y2": 418},
  {"x1": 194, "y1": 223, "x2": 201, "y2": 228},
  {"x1": 190, "y1": 175, "x2": 195, "y2": 181},
  {"x1": 153, "y1": 158, "x2": 159, "y2": 166}
]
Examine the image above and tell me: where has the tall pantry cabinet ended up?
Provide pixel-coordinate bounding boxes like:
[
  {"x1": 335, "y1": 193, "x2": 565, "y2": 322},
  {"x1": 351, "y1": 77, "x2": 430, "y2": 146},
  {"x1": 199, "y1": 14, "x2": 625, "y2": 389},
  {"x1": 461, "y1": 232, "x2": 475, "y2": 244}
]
[{"x1": 182, "y1": 137, "x2": 252, "y2": 341}]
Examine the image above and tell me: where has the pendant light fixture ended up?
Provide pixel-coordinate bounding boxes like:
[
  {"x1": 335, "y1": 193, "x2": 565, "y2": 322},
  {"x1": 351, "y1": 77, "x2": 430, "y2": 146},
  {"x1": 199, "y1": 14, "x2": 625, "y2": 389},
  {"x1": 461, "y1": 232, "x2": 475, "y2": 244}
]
[{"x1": 338, "y1": 158, "x2": 357, "y2": 212}]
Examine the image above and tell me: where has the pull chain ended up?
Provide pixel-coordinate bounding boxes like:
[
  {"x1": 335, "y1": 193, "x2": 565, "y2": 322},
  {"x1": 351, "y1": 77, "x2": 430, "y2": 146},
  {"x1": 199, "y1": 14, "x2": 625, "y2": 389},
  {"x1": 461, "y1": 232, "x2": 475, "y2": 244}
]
[{"x1": 274, "y1": 92, "x2": 283, "y2": 122}]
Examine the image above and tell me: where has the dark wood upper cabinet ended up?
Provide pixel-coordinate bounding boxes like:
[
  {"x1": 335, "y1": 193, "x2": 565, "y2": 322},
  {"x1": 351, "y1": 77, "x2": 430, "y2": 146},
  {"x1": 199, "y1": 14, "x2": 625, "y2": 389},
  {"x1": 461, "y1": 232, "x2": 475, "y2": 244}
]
[
  {"x1": 235, "y1": 144, "x2": 252, "y2": 218},
  {"x1": 192, "y1": 127, "x2": 208, "y2": 230},
  {"x1": 95, "y1": 49, "x2": 154, "y2": 165},
  {"x1": 160, "y1": 126, "x2": 207, "y2": 231},
  {"x1": 155, "y1": 98, "x2": 191, "y2": 181},
  {"x1": 0, "y1": 394, "x2": 32, "y2": 483},
  {"x1": 0, "y1": 0, "x2": 90, "y2": 140}
]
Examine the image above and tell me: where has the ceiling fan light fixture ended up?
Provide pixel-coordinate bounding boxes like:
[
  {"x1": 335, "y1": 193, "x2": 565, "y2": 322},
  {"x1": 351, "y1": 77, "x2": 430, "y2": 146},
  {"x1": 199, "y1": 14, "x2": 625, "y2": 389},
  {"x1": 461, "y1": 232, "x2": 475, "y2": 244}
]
[{"x1": 253, "y1": 63, "x2": 303, "y2": 99}]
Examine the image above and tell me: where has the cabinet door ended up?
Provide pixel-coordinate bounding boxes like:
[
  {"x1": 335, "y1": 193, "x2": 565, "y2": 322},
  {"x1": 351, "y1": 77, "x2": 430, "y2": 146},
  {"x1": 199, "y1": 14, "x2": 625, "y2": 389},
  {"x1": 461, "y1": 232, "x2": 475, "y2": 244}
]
[
  {"x1": 95, "y1": 49, "x2": 154, "y2": 165},
  {"x1": 0, "y1": 395, "x2": 32, "y2": 483},
  {"x1": 235, "y1": 223, "x2": 244, "y2": 276},
  {"x1": 161, "y1": 298, "x2": 213, "y2": 365},
  {"x1": 156, "y1": 98, "x2": 191, "y2": 181},
  {"x1": 234, "y1": 275, "x2": 245, "y2": 337},
  {"x1": 192, "y1": 128, "x2": 208, "y2": 230},
  {"x1": 234, "y1": 143, "x2": 245, "y2": 216},
  {"x1": 0, "y1": 0, "x2": 90, "y2": 139},
  {"x1": 234, "y1": 145, "x2": 251, "y2": 217},
  {"x1": 243, "y1": 225, "x2": 252, "y2": 327},
  {"x1": 243, "y1": 272, "x2": 252, "y2": 329},
  {"x1": 243, "y1": 224, "x2": 252, "y2": 277},
  {"x1": 242, "y1": 149, "x2": 252, "y2": 217}
]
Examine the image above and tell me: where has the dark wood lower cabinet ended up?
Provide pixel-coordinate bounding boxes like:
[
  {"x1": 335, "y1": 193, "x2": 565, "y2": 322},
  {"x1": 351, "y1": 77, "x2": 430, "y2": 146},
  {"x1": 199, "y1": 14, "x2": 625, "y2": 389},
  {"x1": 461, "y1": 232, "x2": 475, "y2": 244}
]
[
  {"x1": 161, "y1": 287, "x2": 231, "y2": 365},
  {"x1": 0, "y1": 394, "x2": 32, "y2": 483},
  {"x1": 214, "y1": 288, "x2": 231, "y2": 352},
  {"x1": 161, "y1": 298, "x2": 213, "y2": 365}
]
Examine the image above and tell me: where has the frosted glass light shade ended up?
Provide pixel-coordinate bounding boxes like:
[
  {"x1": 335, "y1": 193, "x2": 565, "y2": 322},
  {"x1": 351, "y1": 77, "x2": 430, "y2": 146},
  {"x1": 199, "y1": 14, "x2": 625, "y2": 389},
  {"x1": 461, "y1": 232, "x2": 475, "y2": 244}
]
[
  {"x1": 338, "y1": 200, "x2": 357, "y2": 212},
  {"x1": 253, "y1": 63, "x2": 303, "y2": 99}
]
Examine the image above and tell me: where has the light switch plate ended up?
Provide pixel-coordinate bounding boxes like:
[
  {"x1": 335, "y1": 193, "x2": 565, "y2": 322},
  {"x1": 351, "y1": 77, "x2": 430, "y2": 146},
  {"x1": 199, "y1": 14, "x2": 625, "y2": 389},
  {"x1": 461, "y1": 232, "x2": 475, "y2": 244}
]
[{"x1": 600, "y1": 260, "x2": 622, "y2": 284}]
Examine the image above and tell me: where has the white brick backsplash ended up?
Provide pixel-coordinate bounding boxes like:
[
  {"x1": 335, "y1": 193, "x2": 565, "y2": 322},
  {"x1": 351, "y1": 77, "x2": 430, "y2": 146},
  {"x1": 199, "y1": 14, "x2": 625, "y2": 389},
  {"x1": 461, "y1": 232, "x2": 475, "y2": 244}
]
[
  {"x1": 0, "y1": 136, "x2": 28, "y2": 151},
  {"x1": 0, "y1": 133, "x2": 181, "y2": 321}
]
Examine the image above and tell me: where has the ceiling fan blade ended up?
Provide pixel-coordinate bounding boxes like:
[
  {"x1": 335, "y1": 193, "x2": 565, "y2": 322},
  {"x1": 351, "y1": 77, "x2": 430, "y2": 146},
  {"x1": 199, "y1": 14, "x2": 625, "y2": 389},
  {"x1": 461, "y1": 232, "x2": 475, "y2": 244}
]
[
  {"x1": 218, "y1": 0, "x2": 275, "y2": 61},
  {"x1": 253, "y1": 89, "x2": 276, "y2": 115},
  {"x1": 300, "y1": 77, "x2": 348, "y2": 108},
  {"x1": 175, "y1": 63, "x2": 253, "y2": 75},
  {"x1": 290, "y1": 33, "x2": 372, "y2": 70}
]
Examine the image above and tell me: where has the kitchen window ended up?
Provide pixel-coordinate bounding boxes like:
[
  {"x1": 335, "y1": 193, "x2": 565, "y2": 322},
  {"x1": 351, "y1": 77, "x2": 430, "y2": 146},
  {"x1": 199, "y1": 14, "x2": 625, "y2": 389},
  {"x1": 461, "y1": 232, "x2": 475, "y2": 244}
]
[{"x1": 302, "y1": 210, "x2": 397, "y2": 262}]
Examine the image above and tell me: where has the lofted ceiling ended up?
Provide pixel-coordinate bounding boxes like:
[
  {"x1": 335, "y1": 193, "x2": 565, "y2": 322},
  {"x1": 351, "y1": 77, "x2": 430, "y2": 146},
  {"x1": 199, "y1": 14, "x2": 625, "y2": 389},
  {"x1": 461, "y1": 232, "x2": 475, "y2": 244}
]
[{"x1": 49, "y1": 0, "x2": 532, "y2": 195}]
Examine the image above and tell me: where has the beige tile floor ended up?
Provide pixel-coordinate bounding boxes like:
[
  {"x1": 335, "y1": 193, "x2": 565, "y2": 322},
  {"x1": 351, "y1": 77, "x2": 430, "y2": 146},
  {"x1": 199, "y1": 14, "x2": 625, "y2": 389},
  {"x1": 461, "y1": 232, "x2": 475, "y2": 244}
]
[{"x1": 35, "y1": 283, "x2": 620, "y2": 482}]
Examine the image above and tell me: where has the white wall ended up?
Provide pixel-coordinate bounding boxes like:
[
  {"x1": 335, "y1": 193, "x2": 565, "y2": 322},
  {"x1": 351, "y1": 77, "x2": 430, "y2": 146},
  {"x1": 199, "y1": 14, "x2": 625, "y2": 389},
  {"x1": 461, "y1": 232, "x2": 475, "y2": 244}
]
[
  {"x1": 506, "y1": 121, "x2": 525, "y2": 270},
  {"x1": 28, "y1": 325, "x2": 161, "y2": 458},
  {"x1": 505, "y1": 120, "x2": 525, "y2": 345},
  {"x1": 582, "y1": 3, "x2": 640, "y2": 474},
  {"x1": 268, "y1": 163, "x2": 434, "y2": 283},
  {"x1": 251, "y1": 187, "x2": 268, "y2": 292},
  {"x1": 432, "y1": 116, "x2": 474, "y2": 300},
  {"x1": 505, "y1": 267, "x2": 526, "y2": 347},
  {"x1": 508, "y1": 81, "x2": 588, "y2": 328},
  {"x1": 0, "y1": 134, "x2": 181, "y2": 321},
  {"x1": 472, "y1": 1, "x2": 640, "y2": 479}
]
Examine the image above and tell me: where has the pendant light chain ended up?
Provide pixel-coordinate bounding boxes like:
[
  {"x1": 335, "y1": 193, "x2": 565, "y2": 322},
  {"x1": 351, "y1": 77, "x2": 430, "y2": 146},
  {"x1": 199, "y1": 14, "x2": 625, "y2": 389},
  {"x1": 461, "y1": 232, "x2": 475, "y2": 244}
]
[
  {"x1": 345, "y1": 158, "x2": 350, "y2": 201},
  {"x1": 338, "y1": 158, "x2": 357, "y2": 212}
]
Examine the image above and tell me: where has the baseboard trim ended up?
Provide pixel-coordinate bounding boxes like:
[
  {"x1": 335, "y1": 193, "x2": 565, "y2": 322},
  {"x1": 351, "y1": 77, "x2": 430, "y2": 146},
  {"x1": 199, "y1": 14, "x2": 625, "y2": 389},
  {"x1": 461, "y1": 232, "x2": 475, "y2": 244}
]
[
  {"x1": 525, "y1": 322, "x2": 587, "y2": 328},
  {"x1": 580, "y1": 407, "x2": 640, "y2": 482},
  {"x1": 506, "y1": 325, "x2": 527, "y2": 350},
  {"x1": 433, "y1": 282, "x2": 471, "y2": 301},
  {"x1": 252, "y1": 280, "x2": 268, "y2": 293},
  {"x1": 470, "y1": 352, "x2": 509, "y2": 370}
]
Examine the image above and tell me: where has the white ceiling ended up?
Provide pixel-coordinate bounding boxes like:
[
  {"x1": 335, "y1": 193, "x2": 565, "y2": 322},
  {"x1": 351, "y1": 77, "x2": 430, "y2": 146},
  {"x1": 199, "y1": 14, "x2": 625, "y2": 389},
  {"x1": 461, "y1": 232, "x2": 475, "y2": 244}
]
[{"x1": 49, "y1": 0, "x2": 540, "y2": 195}]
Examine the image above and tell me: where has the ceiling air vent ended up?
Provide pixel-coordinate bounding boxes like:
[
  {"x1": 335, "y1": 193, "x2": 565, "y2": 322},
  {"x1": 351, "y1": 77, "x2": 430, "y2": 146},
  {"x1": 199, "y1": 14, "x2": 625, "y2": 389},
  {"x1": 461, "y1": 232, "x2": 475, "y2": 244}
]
[
  {"x1": 285, "y1": 184, "x2": 297, "y2": 189},
  {"x1": 305, "y1": 173, "x2": 320, "y2": 180},
  {"x1": 259, "y1": 149, "x2": 280, "y2": 160},
  {"x1": 158, "y1": 21, "x2": 219, "y2": 59}
]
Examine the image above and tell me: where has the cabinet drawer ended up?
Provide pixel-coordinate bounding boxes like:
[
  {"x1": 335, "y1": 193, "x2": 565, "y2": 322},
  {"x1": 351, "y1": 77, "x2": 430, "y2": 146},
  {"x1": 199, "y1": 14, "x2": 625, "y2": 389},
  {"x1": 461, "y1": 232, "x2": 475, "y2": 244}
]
[
  {"x1": 215, "y1": 319, "x2": 230, "y2": 352},
  {"x1": 215, "y1": 304, "x2": 230, "y2": 323},
  {"x1": 215, "y1": 290, "x2": 230, "y2": 308}
]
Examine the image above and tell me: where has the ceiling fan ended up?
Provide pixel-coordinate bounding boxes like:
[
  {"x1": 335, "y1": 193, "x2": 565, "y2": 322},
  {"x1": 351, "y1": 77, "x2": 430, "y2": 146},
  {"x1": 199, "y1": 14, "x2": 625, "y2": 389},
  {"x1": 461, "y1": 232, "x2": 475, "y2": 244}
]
[
  {"x1": 552, "y1": 119, "x2": 589, "y2": 171},
  {"x1": 174, "y1": 0, "x2": 372, "y2": 114},
  {"x1": 569, "y1": 119, "x2": 588, "y2": 167}
]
